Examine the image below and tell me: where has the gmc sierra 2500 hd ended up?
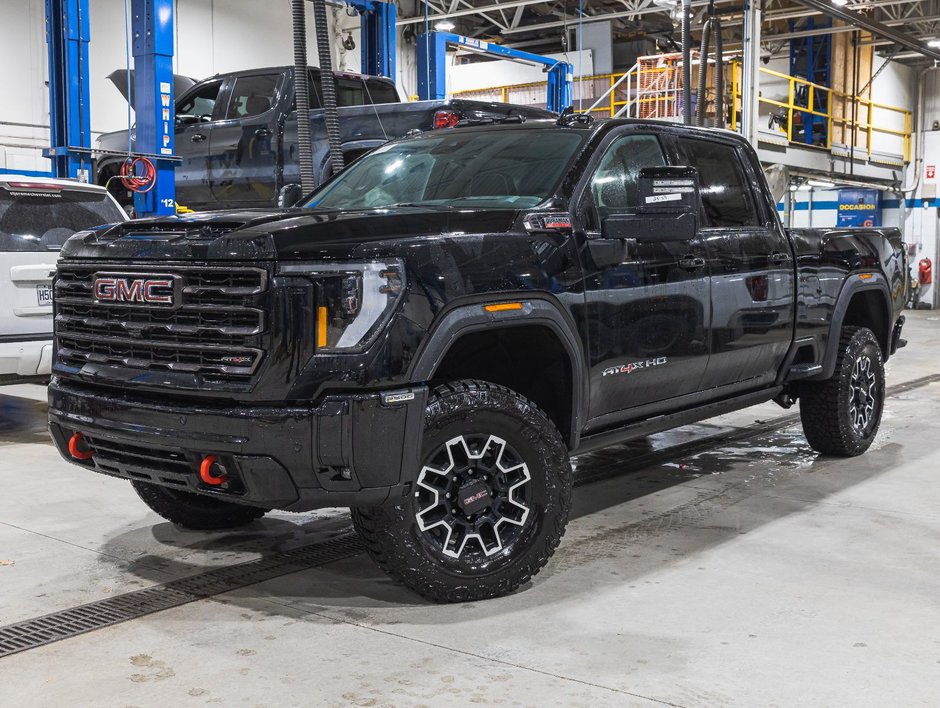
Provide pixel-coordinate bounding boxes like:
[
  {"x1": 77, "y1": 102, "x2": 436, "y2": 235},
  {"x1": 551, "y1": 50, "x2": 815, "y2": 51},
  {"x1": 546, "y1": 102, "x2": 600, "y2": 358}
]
[{"x1": 52, "y1": 117, "x2": 906, "y2": 602}]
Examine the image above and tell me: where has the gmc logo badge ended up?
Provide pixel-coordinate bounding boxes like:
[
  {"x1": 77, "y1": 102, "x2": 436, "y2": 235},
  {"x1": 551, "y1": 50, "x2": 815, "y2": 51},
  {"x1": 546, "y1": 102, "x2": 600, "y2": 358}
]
[{"x1": 93, "y1": 274, "x2": 178, "y2": 307}]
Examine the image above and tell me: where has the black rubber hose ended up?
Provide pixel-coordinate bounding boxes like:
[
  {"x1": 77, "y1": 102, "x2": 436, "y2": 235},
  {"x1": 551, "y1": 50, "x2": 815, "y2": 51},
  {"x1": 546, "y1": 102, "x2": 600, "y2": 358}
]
[
  {"x1": 291, "y1": 0, "x2": 315, "y2": 193},
  {"x1": 313, "y1": 0, "x2": 345, "y2": 176},
  {"x1": 696, "y1": 18, "x2": 711, "y2": 127},
  {"x1": 681, "y1": 0, "x2": 692, "y2": 125},
  {"x1": 713, "y1": 16, "x2": 724, "y2": 129}
]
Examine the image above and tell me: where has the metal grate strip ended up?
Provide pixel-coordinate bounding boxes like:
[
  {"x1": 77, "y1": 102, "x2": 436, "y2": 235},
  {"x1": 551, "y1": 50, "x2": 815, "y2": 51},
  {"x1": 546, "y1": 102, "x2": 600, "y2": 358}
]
[{"x1": 0, "y1": 532, "x2": 363, "y2": 659}]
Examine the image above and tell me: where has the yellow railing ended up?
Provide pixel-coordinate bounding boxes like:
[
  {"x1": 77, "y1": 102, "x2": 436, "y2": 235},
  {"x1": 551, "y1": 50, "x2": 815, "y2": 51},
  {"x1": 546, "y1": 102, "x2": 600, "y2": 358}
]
[
  {"x1": 452, "y1": 63, "x2": 912, "y2": 164},
  {"x1": 732, "y1": 64, "x2": 911, "y2": 162}
]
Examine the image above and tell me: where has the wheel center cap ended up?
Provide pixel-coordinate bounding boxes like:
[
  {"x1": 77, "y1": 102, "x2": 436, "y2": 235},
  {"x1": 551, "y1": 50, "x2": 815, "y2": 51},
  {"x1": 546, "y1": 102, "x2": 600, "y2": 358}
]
[{"x1": 457, "y1": 480, "x2": 492, "y2": 515}]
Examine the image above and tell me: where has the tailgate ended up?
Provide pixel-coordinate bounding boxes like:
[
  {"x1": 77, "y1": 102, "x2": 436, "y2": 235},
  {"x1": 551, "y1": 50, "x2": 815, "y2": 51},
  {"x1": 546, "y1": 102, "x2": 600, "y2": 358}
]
[{"x1": 3, "y1": 254, "x2": 57, "y2": 336}]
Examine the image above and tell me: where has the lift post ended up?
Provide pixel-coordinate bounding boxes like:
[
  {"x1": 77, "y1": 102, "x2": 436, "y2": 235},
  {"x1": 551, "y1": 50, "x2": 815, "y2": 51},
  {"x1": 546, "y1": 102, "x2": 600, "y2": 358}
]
[
  {"x1": 132, "y1": 0, "x2": 176, "y2": 216},
  {"x1": 44, "y1": 0, "x2": 92, "y2": 180},
  {"x1": 349, "y1": 0, "x2": 396, "y2": 80},
  {"x1": 416, "y1": 32, "x2": 573, "y2": 113}
]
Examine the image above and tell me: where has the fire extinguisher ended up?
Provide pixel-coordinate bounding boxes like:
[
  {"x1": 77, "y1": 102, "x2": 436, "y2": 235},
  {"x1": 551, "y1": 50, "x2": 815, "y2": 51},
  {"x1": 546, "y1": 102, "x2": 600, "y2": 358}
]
[{"x1": 919, "y1": 257, "x2": 933, "y2": 286}]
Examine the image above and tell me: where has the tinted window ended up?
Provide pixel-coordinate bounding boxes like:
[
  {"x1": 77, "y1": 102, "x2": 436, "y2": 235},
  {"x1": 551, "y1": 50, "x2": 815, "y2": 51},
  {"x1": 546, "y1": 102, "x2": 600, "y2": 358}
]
[
  {"x1": 176, "y1": 80, "x2": 223, "y2": 123},
  {"x1": 591, "y1": 134, "x2": 666, "y2": 215},
  {"x1": 363, "y1": 78, "x2": 398, "y2": 104},
  {"x1": 225, "y1": 74, "x2": 280, "y2": 120},
  {"x1": 307, "y1": 130, "x2": 584, "y2": 210},
  {"x1": 678, "y1": 138, "x2": 759, "y2": 227},
  {"x1": 336, "y1": 78, "x2": 365, "y2": 106},
  {"x1": 0, "y1": 187, "x2": 124, "y2": 252}
]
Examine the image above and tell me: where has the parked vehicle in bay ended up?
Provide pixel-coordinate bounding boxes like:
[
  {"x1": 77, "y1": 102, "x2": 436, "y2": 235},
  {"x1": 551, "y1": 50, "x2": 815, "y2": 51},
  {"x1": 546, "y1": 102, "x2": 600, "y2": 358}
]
[
  {"x1": 0, "y1": 176, "x2": 126, "y2": 383},
  {"x1": 94, "y1": 66, "x2": 554, "y2": 210},
  {"x1": 53, "y1": 118, "x2": 906, "y2": 602}
]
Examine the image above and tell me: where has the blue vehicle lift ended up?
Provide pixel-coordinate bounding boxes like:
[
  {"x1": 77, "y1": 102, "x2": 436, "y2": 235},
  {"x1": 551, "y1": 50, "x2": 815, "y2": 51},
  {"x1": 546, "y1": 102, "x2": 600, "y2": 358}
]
[
  {"x1": 789, "y1": 17, "x2": 831, "y2": 148},
  {"x1": 44, "y1": 0, "x2": 396, "y2": 215},
  {"x1": 44, "y1": 0, "x2": 92, "y2": 181},
  {"x1": 416, "y1": 32, "x2": 573, "y2": 113}
]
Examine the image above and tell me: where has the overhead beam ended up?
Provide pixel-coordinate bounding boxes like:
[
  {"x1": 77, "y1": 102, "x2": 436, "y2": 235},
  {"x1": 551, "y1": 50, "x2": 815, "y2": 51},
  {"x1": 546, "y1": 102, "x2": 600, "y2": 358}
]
[
  {"x1": 398, "y1": 0, "x2": 552, "y2": 26},
  {"x1": 792, "y1": 0, "x2": 940, "y2": 62}
]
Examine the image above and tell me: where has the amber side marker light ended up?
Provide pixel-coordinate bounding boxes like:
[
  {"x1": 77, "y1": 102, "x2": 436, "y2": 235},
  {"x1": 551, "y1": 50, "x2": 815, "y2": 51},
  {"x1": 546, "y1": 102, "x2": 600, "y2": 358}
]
[
  {"x1": 858, "y1": 273, "x2": 874, "y2": 280},
  {"x1": 316, "y1": 306, "x2": 328, "y2": 348},
  {"x1": 484, "y1": 302, "x2": 523, "y2": 313}
]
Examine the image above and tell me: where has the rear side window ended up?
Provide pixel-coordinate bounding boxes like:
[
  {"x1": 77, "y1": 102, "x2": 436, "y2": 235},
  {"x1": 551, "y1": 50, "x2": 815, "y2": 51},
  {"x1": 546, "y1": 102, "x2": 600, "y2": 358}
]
[
  {"x1": 678, "y1": 138, "x2": 759, "y2": 227},
  {"x1": 336, "y1": 78, "x2": 365, "y2": 106},
  {"x1": 0, "y1": 187, "x2": 125, "y2": 252},
  {"x1": 225, "y1": 74, "x2": 280, "y2": 120},
  {"x1": 363, "y1": 79, "x2": 398, "y2": 104}
]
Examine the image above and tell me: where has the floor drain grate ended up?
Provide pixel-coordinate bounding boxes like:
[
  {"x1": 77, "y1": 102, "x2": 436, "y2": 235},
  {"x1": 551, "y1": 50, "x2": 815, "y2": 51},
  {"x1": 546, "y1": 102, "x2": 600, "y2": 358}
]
[{"x1": 0, "y1": 532, "x2": 364, "y2": 659}]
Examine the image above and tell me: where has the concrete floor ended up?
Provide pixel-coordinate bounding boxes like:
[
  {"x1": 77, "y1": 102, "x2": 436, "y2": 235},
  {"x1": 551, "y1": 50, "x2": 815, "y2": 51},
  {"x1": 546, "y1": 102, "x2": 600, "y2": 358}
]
[{"x1": 2, "y1": 312, "x2": 940, "y2": 707}]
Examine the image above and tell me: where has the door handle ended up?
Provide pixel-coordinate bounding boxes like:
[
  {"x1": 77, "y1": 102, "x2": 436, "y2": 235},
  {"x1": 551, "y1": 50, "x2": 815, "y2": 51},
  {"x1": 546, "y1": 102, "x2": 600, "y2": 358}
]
[
  {"x1": 769, "y1": 251, "x2": 791, "y2": 265},
  {"x1": 191, "y1": 133, "x2": 206, "y2": 142},
  {"x1": 254, "y1": 128, "x2": 271, "y2": 138},
  {"x1": 678, "y1": 256, "x2": 706, "y2": 271}
]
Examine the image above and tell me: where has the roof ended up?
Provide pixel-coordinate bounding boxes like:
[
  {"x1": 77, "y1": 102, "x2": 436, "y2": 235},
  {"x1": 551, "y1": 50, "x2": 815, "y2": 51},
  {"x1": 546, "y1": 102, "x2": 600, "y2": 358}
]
[{"x1": 0, "y1": 175, "x2": 108, "y2": 191}]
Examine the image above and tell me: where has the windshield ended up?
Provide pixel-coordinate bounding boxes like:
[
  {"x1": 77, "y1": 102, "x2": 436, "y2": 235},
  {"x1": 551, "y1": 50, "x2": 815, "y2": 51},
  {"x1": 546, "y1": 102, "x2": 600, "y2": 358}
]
[
  {"x1": 305, "y1": 129, "x2": 584, "y2": 211},
  {"x1": 0, "y1": 186, "x2": 125, "y2": 252}
]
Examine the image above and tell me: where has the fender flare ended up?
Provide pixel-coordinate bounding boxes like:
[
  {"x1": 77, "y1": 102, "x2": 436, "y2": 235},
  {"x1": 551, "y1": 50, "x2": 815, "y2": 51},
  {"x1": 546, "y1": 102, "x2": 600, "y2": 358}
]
[
  {"x1": 818, "y1": 273, "x2": 893, "y2": 380},
  {"x1": 408, "y1": 296, "x2": 588, "y2": 449}
]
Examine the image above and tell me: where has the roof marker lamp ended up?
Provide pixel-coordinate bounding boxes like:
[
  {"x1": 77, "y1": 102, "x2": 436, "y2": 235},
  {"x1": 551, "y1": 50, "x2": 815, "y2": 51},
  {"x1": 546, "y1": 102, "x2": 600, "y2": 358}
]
[{"x1": 281, "y1": 261, "x2": 404, "y2": 352}]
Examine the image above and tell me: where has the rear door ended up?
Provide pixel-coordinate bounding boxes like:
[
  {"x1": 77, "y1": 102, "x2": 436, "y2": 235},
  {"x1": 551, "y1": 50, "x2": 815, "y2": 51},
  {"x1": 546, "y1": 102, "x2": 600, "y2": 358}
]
[
  {"x1": 209, "y1": 72, "x2": 284, "y2": 205},
  {"x1": 0, "y1": 182, "x2": 126, "y2": 343},
  {"x1": 676, "y1": 136, "x2": 795, "y2": 389},
  {"x1": 579, "y1": 130, "x2": 711, "y2": 426}
]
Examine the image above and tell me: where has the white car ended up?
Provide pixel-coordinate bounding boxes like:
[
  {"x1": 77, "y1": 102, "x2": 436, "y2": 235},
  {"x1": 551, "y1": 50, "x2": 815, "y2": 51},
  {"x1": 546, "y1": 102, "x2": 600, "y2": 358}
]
[{"x1": 0, "y1": 175, "x2": 127, "y2": 382}]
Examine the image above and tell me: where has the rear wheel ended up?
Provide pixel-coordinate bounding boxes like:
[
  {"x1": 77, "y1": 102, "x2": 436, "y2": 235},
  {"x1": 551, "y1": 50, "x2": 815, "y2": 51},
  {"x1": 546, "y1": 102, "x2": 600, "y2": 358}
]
[
  {"x1": 353, "y1": 380, "x2": 572, "y2": 603},
  {"x1": 131, "y1": 481, "x2": 268, "y2": 530},
  {"x1": 799, "y1": 326, "x2": 885, "y2": 457}
]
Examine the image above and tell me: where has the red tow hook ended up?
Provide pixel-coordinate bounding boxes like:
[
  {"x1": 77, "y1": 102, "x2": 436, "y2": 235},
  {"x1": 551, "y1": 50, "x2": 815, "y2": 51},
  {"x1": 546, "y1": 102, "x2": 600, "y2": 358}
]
[
  {"x1": 199, "y1": 455, "x2": 229, "y2": 486},
  {"x1": 68, "y1": 432, "x2": 94, "y2": 461}
]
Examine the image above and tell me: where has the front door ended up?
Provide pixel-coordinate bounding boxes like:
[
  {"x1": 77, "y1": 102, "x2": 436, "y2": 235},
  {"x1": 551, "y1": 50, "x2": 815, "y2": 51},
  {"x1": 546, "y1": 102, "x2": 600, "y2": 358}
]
[
  {"x1": 209, "y1": 72, "x2": 283, "y2": 206},
  {"x1": 580, "y1": 132, "x2": 711, "y2": 427},
  {"x1": 173, "y1": 79, "x2": 223, "y2": 208}
]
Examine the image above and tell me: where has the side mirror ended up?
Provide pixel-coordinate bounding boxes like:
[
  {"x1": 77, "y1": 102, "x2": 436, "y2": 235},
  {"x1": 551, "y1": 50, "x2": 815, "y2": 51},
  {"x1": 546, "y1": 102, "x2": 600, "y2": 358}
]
[
  {"x1": 278, "y1": 183, "x2": 304, "y2": 208},
  {"x1": 603, "y1": 212, "x2": 698, "y2": 243}
]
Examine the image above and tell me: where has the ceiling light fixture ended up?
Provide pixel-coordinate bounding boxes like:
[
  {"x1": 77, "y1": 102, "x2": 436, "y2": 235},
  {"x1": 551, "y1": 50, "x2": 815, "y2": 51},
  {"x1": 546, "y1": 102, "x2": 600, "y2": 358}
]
[
  {"x1": 807, "y1": 179, "x2": 836, "y2": 189},
  {"x1": 435, "y1": 20, "x2": 455, "y2": 31}
]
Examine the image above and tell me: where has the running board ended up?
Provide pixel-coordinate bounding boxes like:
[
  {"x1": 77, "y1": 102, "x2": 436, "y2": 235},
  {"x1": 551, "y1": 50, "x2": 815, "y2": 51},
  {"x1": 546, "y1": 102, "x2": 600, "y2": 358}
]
[
  {"x1": 786, "y1": 364, "x2": 823, "y2": 380},
  {"x1": 573, "y1": 387, "x2": 783, "y2": 455}
]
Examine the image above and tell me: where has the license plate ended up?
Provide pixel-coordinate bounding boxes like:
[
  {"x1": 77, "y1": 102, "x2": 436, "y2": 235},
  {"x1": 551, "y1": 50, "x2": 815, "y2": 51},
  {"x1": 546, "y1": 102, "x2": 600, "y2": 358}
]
[{"x1": 36, "y1": 284, "x2": 53, "y2": 307}]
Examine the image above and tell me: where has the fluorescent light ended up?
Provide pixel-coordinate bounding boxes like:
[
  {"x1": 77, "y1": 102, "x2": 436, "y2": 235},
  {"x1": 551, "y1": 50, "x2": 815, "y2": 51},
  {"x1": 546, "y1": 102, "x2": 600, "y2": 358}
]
[
  {"x1": 435, "y1": 20, "x2": 455, "y2": 31},
  {"x1": 831, "y1": 0, "x2": 849, "y2": 5},
  {"x1": 929, "y1": 39, "x2": 940, "y2": 48},
  {"x1": 807, "y1": 179, "x2": 835, "y2": 189}
]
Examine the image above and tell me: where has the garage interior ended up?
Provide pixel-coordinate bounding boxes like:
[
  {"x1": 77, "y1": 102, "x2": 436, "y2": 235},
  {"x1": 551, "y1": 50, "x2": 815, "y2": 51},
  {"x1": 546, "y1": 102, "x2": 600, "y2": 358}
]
[{"x1": 2, "y1": 0, "x2": 940, "y2": 705}]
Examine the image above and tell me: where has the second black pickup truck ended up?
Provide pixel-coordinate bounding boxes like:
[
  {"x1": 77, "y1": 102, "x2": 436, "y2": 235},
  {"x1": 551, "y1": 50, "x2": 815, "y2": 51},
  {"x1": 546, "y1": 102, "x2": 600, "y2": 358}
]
[
  {"x1": 95, "y1": 66, "x2": 553, "y2": 210},
  {"x1": 54, "y1": 117, "x2": 906, "y2": 602}
]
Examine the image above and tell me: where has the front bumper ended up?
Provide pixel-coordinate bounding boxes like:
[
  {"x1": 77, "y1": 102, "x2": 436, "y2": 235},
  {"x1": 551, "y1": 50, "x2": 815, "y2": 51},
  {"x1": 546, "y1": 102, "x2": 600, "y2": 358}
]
[{"x1": 48, "y1": 378, "x2": 428, "y2": 511}]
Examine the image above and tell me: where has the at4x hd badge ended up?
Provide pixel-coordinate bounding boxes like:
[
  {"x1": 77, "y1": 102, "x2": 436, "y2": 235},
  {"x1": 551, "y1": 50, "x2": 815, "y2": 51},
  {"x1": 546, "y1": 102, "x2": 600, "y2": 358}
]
[{"x1": 602, "y1": 357, "x2": 668, "y2": 377}]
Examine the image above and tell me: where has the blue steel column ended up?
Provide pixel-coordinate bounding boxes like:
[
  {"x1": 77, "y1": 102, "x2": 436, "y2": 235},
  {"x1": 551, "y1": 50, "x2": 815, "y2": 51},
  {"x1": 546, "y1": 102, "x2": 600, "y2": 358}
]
[
  {"x1": 132, "y1": 0, "x2": 176, "y2": 216},
  {"x1": 44, "y1": 0, "x2": 92, "y2": 179},
  {"x1": 416, "y1": 32, "x2": 448, "y2": 100},
  {"x1": 358, "y1": 1, "x2": 396, "y2": 80}
]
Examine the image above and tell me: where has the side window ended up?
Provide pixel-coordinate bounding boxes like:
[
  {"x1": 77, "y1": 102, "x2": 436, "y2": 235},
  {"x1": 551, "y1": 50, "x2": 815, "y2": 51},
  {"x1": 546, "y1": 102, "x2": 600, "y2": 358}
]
[
  {"x1": 678, "y1": 138, "x2": 759, "y2": 227},
  {"x1": 363, "y1": 78, "x2": 398, "y2": 105},
  {"x1": 176, "y1": 80, "x2": 223, "y2": 124},
  {"x1": 590, "y1": 134, "x2": 666, "y2": 219},
  {"x1": 224, "y1": 74, "x2": 280, "y2": 120}
]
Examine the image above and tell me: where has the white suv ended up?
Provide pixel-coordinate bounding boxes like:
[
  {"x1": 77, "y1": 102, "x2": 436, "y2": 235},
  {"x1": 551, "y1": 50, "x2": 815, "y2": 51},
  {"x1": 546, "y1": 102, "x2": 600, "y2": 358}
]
[{"x1": 0, "y1": 176, "x2": 127, "y2": 382}]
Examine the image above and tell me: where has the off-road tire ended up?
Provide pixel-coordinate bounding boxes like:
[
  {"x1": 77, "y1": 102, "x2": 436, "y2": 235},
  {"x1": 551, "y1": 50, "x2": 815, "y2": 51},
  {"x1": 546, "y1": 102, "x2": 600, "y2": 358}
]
[
  {"x1": 799, "y1": 326, "x2": 885, "y2": 457},
  {"x1": 352, "y1": 379, "x2": 572, "y2": 603},
  {"x1": 131, "y1": 481, "x2": 268, "y2": 530}
]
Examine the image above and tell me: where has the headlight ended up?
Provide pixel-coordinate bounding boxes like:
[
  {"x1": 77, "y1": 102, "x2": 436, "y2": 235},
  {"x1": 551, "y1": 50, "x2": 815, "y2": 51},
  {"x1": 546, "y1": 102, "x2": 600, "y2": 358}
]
[{"x1": 280, "y1": 260, "x2": 405, "y2": 352}]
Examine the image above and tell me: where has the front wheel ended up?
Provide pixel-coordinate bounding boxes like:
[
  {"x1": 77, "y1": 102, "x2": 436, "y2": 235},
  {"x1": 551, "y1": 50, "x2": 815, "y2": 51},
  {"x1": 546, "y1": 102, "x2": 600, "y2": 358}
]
[
  {"x1": 353, "y1": 380, "x2": 572, "y2": 603},
  {"x1": 799, "y1": 326, "x2": 885, "y2": 457},
  {"x1": 131, "y1": 481, "x2": 269, "y2": 530}
]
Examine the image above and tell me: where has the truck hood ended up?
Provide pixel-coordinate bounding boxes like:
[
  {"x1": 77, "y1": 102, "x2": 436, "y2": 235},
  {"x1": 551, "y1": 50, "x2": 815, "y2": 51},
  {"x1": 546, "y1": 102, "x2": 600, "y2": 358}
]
[{"x1": 60, "y1": 206, "x2": 522, "y2": 261}]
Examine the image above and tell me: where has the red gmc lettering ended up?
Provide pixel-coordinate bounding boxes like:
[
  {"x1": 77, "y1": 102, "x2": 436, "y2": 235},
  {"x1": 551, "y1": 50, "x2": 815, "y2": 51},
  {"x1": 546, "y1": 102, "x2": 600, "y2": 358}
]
[{"x1": 93, "y1": 277, "x2": 173, "y2": 304}]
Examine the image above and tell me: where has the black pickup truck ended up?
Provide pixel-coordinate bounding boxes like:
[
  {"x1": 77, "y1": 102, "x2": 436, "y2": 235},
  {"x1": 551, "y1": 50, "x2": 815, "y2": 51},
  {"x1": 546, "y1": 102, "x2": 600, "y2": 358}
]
[
  {"x1": 95, "y1": 66, "x2": 552, "y2": 210},
  {"x1": 53, "y1": 117, "x2": 906, "y2": 602}
]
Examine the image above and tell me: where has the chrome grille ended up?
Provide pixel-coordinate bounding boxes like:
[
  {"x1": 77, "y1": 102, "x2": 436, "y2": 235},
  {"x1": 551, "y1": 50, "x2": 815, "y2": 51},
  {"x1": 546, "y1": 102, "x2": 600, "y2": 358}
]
[{"x1": 54, "y1": 262, "x2": 268, "y2": 380}]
